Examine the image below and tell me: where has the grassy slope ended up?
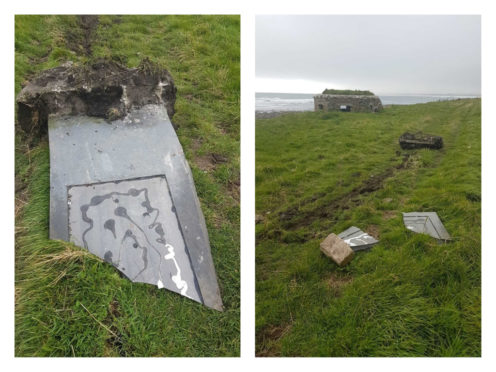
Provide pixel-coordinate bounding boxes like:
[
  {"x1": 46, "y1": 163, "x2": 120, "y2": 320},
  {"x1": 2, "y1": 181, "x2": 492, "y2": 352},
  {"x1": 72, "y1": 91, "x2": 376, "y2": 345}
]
[
  {"x1": 15, "y1": 15, "x2": 239, "y2": 357},
  {"x1": 255, "y1": 100, "x2": 481, "y2": 356}
]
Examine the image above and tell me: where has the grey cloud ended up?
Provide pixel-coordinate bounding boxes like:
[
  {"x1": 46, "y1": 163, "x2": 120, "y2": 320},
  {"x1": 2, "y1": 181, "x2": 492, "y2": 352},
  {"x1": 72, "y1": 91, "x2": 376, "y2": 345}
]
[{"x1": 256, "y1": 15, "x2": 480, "y2": 94}]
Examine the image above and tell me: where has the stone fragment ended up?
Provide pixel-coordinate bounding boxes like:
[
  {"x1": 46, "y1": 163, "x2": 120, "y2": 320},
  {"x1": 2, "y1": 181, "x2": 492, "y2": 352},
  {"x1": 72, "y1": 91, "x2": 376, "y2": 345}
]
[
  {"x1": 402, "y1": 212, "x2": 451, "y2": 241},
  {"x1": 320, "y1": 233, "x2": 354, "y2": 266},
  {"x1": 338, "y1": 226, "x2": 379, "y2": 252}
]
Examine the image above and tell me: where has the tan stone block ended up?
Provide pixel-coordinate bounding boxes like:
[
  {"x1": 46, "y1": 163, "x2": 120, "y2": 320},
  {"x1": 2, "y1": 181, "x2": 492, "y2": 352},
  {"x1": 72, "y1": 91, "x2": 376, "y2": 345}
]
[{"x1": 320, "y1": 233, "x2": 354, "y2": 266}]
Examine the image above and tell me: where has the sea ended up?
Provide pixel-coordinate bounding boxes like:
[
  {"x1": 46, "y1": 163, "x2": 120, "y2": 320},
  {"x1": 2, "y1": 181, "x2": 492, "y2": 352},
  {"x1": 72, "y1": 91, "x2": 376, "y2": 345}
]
[{"x1": 255, "y1": 92, "x2": 480, "y2": 112}]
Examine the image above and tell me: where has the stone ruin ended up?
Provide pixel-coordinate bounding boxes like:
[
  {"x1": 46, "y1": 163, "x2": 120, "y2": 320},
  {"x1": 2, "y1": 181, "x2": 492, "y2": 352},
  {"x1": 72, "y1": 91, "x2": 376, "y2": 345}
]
[{"x1": 314, "y1": 93, "x2": 383, "y2": 113}]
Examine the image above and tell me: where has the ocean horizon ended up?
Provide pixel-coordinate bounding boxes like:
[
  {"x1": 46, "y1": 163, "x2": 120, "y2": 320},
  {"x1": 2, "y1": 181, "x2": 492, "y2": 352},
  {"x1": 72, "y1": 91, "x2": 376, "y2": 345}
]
[{"x1": 255, "y1": 92, "x2": 480, "y2": 112}]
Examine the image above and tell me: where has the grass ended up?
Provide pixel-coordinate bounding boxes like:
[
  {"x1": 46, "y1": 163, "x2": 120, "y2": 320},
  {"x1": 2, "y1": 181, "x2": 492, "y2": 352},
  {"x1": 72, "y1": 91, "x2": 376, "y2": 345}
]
[
  {"x1": 15, "y1": 15, "x2": 239, "y2": 357},
  {"x1": 321, "y1": 89, "x2": 374, "y2": 96},
  {"x1": 255, "y1": 99, "x2": 481, "y2": 356}
]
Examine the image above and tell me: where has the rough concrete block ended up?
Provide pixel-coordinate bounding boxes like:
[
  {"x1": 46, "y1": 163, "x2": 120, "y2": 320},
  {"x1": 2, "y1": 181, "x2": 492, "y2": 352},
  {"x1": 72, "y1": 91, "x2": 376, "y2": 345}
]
[
  {"x1": 399, "y1": 132, "x2": 443, "y2": 150},
  {"x1": 320, "y1": 233, "x2": 355, "y2": 266}
]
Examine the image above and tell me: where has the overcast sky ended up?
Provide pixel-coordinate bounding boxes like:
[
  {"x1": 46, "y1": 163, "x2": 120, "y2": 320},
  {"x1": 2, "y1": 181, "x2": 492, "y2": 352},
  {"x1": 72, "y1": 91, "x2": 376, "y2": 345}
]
[{"x1": 256, "y1": 15, "x2": 481, "y2": 95}]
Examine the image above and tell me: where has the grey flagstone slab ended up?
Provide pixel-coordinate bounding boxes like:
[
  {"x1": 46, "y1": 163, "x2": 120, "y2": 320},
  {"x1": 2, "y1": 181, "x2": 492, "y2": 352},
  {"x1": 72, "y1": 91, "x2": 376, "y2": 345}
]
[
  {"x1": 402, "y1": 212, "x2": 451, "y2": 241},
  {"x1": 48, "y1": 104, "x2": 223, "y2": 310},
  {"x1": 338, "y1": 226, "x2": 379, "y2": 252}
]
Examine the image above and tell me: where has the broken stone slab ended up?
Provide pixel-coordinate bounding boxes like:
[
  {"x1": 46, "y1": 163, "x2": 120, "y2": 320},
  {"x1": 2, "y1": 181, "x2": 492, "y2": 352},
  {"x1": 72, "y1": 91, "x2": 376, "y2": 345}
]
[
  {"x1": 320, "y1": 233, "x2": 354, "y2": 266},
  {"x1": 402, "y1": 212, "x2": 451, "y2": 241},
  {"x1": 16, "y1": 59, "x2": 177, "y2": 137},
  {"x1": 338, "y1": 226, "x2": 379, "y2": 252},
  {"x1": 49, "y1": 104, "x2": 223, "y2": 311},
  {"x1": 399, "y1": 132, "x2": 443, "y2": 150},
  {"x1": 69, "y1": 175, "x2": 203, "y2": 304}
]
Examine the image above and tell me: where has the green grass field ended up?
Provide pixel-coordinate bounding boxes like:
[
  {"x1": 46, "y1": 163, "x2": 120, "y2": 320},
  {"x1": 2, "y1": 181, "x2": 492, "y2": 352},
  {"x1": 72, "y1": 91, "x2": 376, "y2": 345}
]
[
  {"x1": 255, "y1": 99, "x2": 481, "y2": 356},
  {"x1": 15, "y1": 15, "x2": 239, "y2": 357}
]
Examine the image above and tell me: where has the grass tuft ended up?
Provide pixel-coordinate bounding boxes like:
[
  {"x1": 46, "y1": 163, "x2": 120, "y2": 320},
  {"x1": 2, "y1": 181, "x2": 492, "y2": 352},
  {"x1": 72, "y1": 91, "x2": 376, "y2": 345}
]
[{"x1": 33, "y1": 245, "x2": 95, "y2": 267}]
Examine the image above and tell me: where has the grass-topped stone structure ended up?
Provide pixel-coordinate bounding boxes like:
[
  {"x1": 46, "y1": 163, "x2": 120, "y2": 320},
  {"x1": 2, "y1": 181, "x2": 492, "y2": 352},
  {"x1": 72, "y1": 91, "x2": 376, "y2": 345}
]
[{"x1": 314, "y1": 89, "x2": 383, "y2": 113}]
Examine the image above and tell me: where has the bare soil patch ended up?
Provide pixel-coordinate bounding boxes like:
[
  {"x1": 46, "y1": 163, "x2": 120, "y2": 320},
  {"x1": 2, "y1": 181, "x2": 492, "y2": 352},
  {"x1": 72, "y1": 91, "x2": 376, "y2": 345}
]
[
  {"x1": 382, "y1": 210, "x2": 397, "y2": 220},
  {"x1": 256, "y1": 323, "x2": 293, "y2": 357},
  {"x1": 366, "y1": 224, "x2": 380, "y2": 239},
  {"x1": 325, "y1": 273, "x2": 354, "y2": 298},
  {"x1": 195, "y1": 155, "x2": 216, "y2": 172}
]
